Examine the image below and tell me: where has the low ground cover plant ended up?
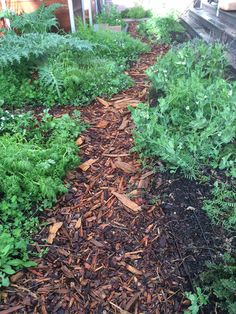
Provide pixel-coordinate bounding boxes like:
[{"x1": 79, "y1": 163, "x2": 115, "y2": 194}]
[
  {"x1": 121, "y1": 6, "x2": 152, "y2": 19},
  {"x1": 0, "y1": 109, "x2": 85, "y2": 286},
  {"x1": 138, "y1": 14, "x2": 185, "y2": 44},
  {"x1": 0, "y1": 50, "x2": 132, "y2": 107}
]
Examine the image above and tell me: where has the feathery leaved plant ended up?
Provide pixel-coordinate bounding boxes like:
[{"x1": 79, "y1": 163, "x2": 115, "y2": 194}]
[{"x1": 2, "y1": 3, "x2": 62, "y2": 34}]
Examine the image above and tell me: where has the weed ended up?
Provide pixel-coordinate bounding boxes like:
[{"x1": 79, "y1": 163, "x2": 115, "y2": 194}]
[{"x1": 184, "y1": 287, "x2": 209, "y2": 314}]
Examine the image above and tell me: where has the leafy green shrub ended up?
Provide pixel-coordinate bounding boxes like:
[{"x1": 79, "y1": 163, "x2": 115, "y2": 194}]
[
  {"x1": 203, "y1": 182, "x2": 236, "y2": 230},
  {"x1": 2, "y1": 3, "x2": 62, "y2": 34},
  {"x1": 138, "y1": 15, "x2": 185, "y2": 44},
  {"x1": 131, "y1": 75, "x2": 236, "y2": 178},
  {"x1": 95, "y1": 4, "x2": 125, "y2": 27},
  {"x1": 0, "y1": 110, "x2": 85, "y2": 286},
  {"x1": 76, "y1": 22, "x2": 149, "y2": 66},
  {"x1": 200, "y1": 254, "x2": 236, "y2": 314},
  {"x1": 131, "y1": 40, "x2": 236, "y2": 178},
  {"x1": 121, "y1": 6, "x2": 152, "y2": 19},
  {"x1": 148, "y1": 40, "x2": 227, "y2": 95}
]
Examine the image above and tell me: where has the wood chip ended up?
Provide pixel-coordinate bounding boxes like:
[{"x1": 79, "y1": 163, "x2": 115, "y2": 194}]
[
  {"x1": 119, "y1": 116, "x2": 129, "y2": 130},
  {"x1": 126, "y1": 264, "x2": 143, "y2": 275},
  {"x1": 96, "y1": 120, "x2": 109, "y2": 129},
  {"x1": 47, "y1": 222, "x2": 63, "y2": 244},
  {"x1": 112, "y1": 191, "x2": 141, "y2": 213},
  {"x1": 76, "y1": 136, "x2": 84, "y2": 146},
  {"x1": 0, "y1": 306, "x2": 24, "y2": 314},
  {"x1": 61, "y1": 266, "x2": 74, "y2": 278},
  {"x1": 96, "y1": 97, "x2": 110, "y2": 107},
  {"x1": 75, "y1": 217, "x2": 82, "y2": 229},
  {"x1": 90, "y1": 239, "x2": 105, "y2": 248},
  {"x1": 114, "y1": 160, "x2": 136, "y2": 174},
  {"x1": 119, "y1": 261, "x2": 143, "y2": 275},
  {"x1": 10, "y1": 271, "x2": 24, "y2": 283},
  {"x1": 79, "y1": 159, "x2": 97, "y2": 171}
]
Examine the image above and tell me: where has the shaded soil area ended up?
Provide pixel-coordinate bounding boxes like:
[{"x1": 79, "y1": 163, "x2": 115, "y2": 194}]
[{"x1": 0, "y1": 23, "x2": 229, "y2": 314}]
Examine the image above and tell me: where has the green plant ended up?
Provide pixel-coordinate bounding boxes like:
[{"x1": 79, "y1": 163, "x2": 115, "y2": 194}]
[
  {"x1": 148, "y1": 40, "x2": 227, "y2": 95},
  {"x1": 200, "y1": 254, "x2": 236, "y2": 314},
  {"x1": 131, "y1": 40, "x2": 235, "y2": 179},
  {"x1": 0, "y1": 110, "x2": 85, "y2": 286},
  {"x1": 76, "y1": 21, "x2": 149, "y2": 66},
  {"x1": 203, "y1": 181, "x2": 236, "y2": 230},
  {"x1": 2, "y1": 3, "x2": 62, "y2": 34},
  {"x1": 184, "y1": 287, "x2": 209, "y2": 314},
  {"x1": 95, "y1": 4, "x2": 125, "y2": 27},
  {"x1": 0, "y1": 33, "x2": 91, "y2": 68},
  {"x1": 138, "y1": 14, "x2": 185, "y2": 44},
  {"x1": 121, "y1": 6, "x2": 152, "y2": 19},
  {"x1": 131, "y1": 75, "x2": 236, "y2": 178}
]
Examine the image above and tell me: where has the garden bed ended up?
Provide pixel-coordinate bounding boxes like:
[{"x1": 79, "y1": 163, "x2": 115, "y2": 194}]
[{"x1": 0, "y1": 13, "x2": 235, "y2": 314}]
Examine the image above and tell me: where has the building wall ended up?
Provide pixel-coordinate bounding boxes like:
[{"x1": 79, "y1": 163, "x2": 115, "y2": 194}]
[{"x1": 0, "y1": 0, "x2": 72, "y2": 31}]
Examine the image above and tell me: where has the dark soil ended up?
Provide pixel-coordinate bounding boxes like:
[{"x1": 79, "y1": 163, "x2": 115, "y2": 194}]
[{"x1": 0, "y1": 22, "x2": 231, "y2": 314}]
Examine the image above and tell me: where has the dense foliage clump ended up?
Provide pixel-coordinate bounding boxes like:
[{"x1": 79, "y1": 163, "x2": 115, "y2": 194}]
[
  {"x1": 121, "y1": 6, "x2": 152, "y2": 19},
  {"x1": 76, "y1": 21, "x2": 149, "y2": 66},
  {"x1": 95, "y1": 4, "x2": 125, "y2": 27},
  {"x1": 0, "y1": 4, "x2": 148, "y2": 108},
  {"x1": 132, "y1": 41, "x2": 236, "y2": 179},
  {"x1": 0, "y1": 110, "x2": 85, "y2": 286},
  {"x1": 137, "y1": 15, "x2": 185, "y2": 44}
]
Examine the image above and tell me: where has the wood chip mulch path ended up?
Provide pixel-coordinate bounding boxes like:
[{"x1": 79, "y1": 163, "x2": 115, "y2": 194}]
[{"x1": 0, "y1": 23, "x2": 198, "y2": 314}]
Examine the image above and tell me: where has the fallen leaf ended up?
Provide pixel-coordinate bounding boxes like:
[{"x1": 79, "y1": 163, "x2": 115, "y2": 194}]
[
  {"x1": 96, "y1": 120, "x2": 109, "y2": 128},
  {"x1": 114, "y1": 160, "x2": 136, "y2": 174},
  {"x1": 112, "y1": 191, "x2": 141, "y2": 213},
  {"x1": 75, "y1": 217, "x2": 82, "y2": 229},
  {"x1": 96, "y1": 97, "x2": 110, "y2": 107},
  {"x1": 79, "y1": 159, "x2": 97, "y2": 171},
  {"x1": 47, "y1": 222, "x2": 63, "y2": 244}
]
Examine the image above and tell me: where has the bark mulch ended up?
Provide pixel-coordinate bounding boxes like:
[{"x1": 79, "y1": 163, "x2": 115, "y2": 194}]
[{"x1": 0, "y1": 23, "x2": 227, "y2": 314}]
